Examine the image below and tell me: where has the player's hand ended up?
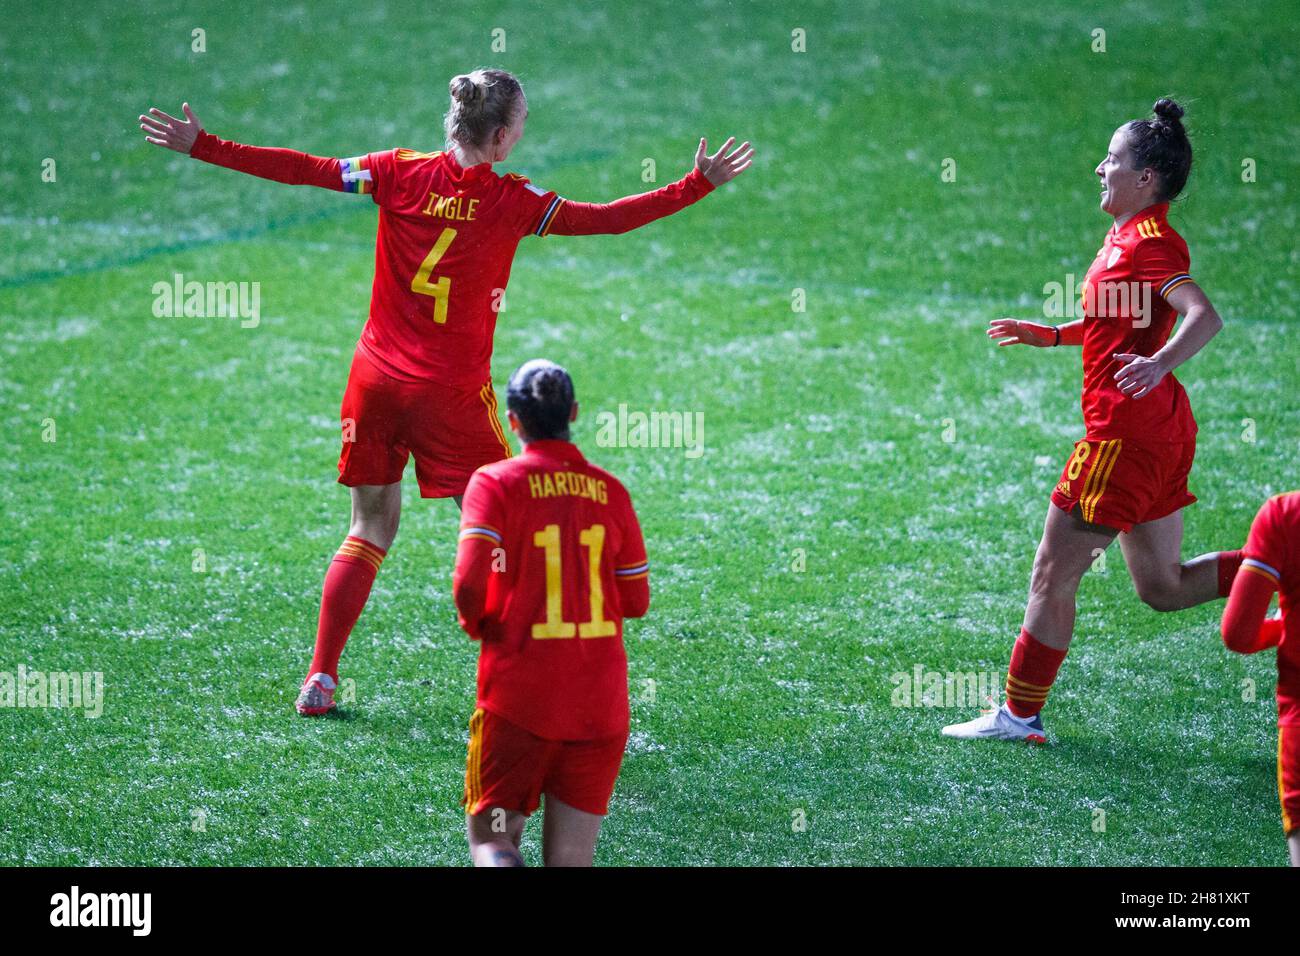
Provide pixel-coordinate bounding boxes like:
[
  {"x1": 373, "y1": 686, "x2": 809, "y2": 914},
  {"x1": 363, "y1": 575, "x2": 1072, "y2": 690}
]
[
  {"x1": 140, "y1": 102, "x2": 203, "y2": 154},
  {"x1": 1113, "y1": 352, "x2": 1168, "y2": 399},
  {"x1": 987, "y1": 318, "x2": 1056, "y2": 348},
  {"x1": 695, "y1": 136, "x2": 754, "y2": 186}
]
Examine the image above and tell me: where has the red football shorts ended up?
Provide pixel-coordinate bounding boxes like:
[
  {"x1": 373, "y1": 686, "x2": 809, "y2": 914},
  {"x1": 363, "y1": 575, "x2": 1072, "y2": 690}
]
[
  {"x1": 463, "y1": 708, "x2": 628, "y2": 818},
  {"x1": 1281, "y1": 724, "x2": 1300, "y2": 836},
  {"x1": 337, "y1": 348, "x2": 512, "y2": 498},
  {"x1": 1049, "y1": 436, "x2": 1196, "y2": 533}
]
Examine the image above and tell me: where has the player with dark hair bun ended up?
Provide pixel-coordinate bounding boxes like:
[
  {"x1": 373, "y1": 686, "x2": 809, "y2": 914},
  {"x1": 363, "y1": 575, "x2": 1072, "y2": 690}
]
[
  {"x1": 945, "y1": 99, "x2": 1243, "y2": 743},
  {"x1": 506, "y1": 359, "x2": 577, "y2": 441},
  {"x1": 453, "y1": 360, "x2": 649, "y2": 865},
  {"x1": 1124, "y1": 98, "x2": 1193, "y2": 202},
  {"x1": 138, "y1": 71, "x2": 752, "y2": 717}
]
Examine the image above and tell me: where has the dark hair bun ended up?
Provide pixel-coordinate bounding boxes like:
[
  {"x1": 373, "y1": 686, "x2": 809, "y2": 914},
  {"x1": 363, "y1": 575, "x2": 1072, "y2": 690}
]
[
  {"x1": 1152, "y1": 98, "x2": 1185, "y2": 123},
  {"x1": 506, "y1": 359, "x2": 575, "y2": 441},
  {"x1": 1126, "y1": 99, "x2": 1193, "y2": 201},
  {"x1": 533, "y1": 368, "x2": 566, "y2": 400}
]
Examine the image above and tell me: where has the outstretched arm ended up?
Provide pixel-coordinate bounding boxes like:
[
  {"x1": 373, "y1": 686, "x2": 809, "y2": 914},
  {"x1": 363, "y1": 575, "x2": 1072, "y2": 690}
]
[
  {"x1": 987, "y1": 318, "x2": 1084, "y2": 348},
  {"x1": 545, "y1": 136, "x2": 753, "y2": 236},
  {"x1": 140, "y1": 102, "x2": 349, "y2": 191}
]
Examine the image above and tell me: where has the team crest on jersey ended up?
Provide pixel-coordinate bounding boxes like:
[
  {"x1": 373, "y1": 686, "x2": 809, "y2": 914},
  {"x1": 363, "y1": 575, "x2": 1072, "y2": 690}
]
[{"x1": 1107, "y1": 246, "x2": 1123, "y2": 269}]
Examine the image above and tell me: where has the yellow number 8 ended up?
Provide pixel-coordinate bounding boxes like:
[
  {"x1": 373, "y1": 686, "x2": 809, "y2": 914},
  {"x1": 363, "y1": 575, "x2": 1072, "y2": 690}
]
[{"x1": 1066, "y1": 441, "x2": 1092, "y2": 481}]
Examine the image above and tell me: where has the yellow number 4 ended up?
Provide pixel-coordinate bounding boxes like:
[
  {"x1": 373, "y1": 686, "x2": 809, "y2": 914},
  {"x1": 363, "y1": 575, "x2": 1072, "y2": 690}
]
[
  {"x1": 410, "y1": 227, "x2": 457, "y2": 324},
  {"x1": 531, "y1": 523, "x2": 618, "y2": 640}
]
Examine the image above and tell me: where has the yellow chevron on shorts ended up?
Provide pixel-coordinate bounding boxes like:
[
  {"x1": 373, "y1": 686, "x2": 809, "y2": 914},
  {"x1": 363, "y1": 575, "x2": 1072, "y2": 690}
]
[
  {"x1": 1281, "y1": 727, "x2": 1294, "y2": 835},
  {"x1": 464, "y1": 708, "x2": 485, "y2": 811},
  {"x1": 1076, "y1": 440, "x2": 1110, "y2": 519},
  {"x1": 479, "y1": 383, "x2": 513, "y2": 459},
  {"x1": 1081, "y1": 439, "x2": 1122, "y2": 524}
]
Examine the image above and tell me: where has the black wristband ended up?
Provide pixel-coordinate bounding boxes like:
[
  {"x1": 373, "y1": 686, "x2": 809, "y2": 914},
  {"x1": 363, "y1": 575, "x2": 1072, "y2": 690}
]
[{"x1": 1052, "y1": 325, "x2": 1061, "y2": 347}]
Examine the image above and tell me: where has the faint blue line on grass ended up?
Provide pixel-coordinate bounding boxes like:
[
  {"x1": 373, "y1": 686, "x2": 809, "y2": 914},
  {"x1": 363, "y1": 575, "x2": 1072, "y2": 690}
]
[
  {"x1": 0, "y1": 206, "x2": 359, "y2": 290},
  {"x1": 0, "y1": 148, "x2": 618, "y2": 291}
]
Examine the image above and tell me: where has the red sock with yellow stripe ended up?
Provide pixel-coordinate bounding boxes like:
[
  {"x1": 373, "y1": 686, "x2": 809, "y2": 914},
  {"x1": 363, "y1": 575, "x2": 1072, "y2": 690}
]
[
  {"x1": 307, "y1": 535, "x2": 387, "y2": 682},
  {"x1": 1005, "y1": 628, "x2": 1067, "y2": 719}
]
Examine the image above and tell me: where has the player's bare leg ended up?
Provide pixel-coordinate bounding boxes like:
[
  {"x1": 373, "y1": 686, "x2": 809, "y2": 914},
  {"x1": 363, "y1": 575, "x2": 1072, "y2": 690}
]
[
  {"x1": 296, "y1": 481, "x2": 403, "y2": 715},
  {"x1": 944, "y1": 505, "x2": 1115, "y2": 742},
  {"x1": 1023, "y1": 504, "x2": 1119, "y2": 650},
  {"x1": 466, "y1": 807, "x2": 526, "y2": 866},
  {"x1": 1119, "y1": 510, "x2": 1221, "y2": 611},
  {"x1": 349, "y1": 481, "x2": 402, "y2": 550},
  {"x1": 540, "y1": 795, "x2": 603, "y2": 867}
]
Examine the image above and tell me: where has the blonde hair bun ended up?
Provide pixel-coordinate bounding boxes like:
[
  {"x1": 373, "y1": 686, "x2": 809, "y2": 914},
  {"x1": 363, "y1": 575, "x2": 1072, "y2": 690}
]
[
  {"x1": 449, "y1": 73, "x2": 485, "y2": 106},
  {"x1": 444, "y1": 68, "x2": 524, "y2": 151}
]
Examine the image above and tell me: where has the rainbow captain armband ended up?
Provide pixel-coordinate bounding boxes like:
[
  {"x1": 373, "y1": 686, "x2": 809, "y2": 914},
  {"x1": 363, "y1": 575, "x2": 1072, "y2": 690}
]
[
  {"x1": 340, "y1": 156, "x2": 373, "y2": 195},
  {"x1": 533, "y1": 195, "x2": 563, "y2": 237}
]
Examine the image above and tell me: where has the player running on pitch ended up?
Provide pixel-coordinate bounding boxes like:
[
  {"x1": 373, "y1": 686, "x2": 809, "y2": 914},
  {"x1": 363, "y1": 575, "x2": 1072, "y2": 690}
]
[
  {"x1": 453, "y1": 360, "x2": 648, "y2": 866},
  {"x1": 138, "y1": 70, "x2": 751, "y2": 716},
  {"x1": 943, "y1": 99, "x2": 1244, "y2": 743},
  {"x1": 1220, "y1": 491, "x2": 1300, "y2": 866}
]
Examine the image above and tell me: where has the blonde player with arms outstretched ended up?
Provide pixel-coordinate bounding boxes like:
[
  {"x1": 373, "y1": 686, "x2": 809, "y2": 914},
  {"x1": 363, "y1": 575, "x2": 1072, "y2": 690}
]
[{"x1": 139, "y1": 70, "x2": 751, "y2": 715}]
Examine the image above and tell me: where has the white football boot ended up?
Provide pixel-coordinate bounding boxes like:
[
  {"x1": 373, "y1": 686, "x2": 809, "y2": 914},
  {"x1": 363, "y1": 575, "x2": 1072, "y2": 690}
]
[
  {"x1": 941, "y1": 703, "x2": 1047, "y2": 744},
  {"x1": 295, "y1": 672, "x2": 338, "y2": 716}
]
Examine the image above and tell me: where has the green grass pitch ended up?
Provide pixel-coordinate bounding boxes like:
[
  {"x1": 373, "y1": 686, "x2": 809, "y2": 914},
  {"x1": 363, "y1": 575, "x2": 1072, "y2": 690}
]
[{"x1": 2, "y1": 0, "x2": 1297, "y2": 865}]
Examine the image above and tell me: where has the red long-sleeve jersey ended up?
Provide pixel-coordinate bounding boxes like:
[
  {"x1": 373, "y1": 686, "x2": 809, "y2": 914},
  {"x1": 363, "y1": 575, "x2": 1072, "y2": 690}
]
[
  {"x1": 189, "y1": 130, "x2": 715, "y2": 386},
  {"x1": 1223, "y1": 491, "x2": 1299, "y2": 726},
  {"x1": 1079, "y1": 202, "x2": 1197, "y2": 441},
  {"x1": 453, "y1": 439, "x2": 649, "y2": 741}
]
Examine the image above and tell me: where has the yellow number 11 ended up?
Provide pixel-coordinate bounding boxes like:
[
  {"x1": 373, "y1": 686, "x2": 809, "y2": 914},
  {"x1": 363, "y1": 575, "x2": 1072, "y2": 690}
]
[{"x1": 531, "y1": 523, "x2": 617, "y2": 640}]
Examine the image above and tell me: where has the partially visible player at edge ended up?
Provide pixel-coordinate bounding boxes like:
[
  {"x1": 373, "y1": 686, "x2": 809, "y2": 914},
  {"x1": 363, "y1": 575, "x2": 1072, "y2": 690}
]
[
  {"x1": 139, "y1": 70, "x2": 751, "y2": 716},
  {"x1": 453, "y1": 359, "x2": 647, "y2": 866},
  {"x1": 943, "y1": 99, "x2": 1244, "y2": 743},
  {"x1": 1220, "y1": 491, "x2": 1300, "y2": 866}
]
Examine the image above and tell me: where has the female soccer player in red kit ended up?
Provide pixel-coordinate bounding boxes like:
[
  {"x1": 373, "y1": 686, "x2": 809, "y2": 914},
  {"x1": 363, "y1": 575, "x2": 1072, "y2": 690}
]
[
  {"x1": 944, "y1": 100, "x2": 1244, "y2": 743},
  {"x1": 139, "y1": 70, "x2": 751, "y2": 715},
  {"x1": 1221, "y1": 491, "x2": 1300, "y2": 866},
  {"x1": 453, "y1": 360, "x2": 648, "y2": 866}
]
